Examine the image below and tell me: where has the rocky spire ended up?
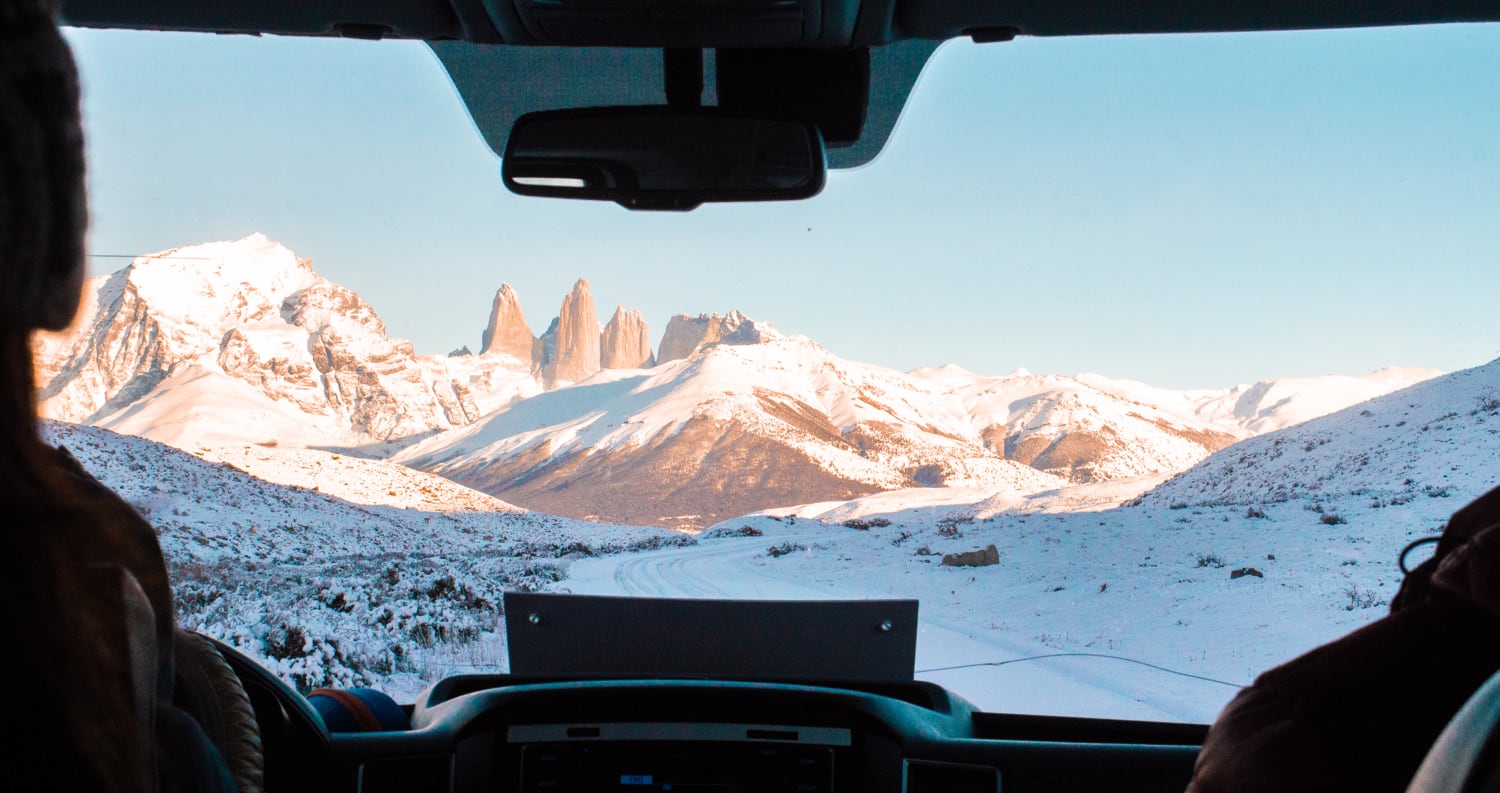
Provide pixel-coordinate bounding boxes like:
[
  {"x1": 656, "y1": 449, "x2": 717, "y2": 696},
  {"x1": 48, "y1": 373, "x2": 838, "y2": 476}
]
[
  {"x1": 537, "y1": 278, "x2": 601, "y2": 386},
  {"x1": 656, "y1": 310, "x2": 754, "y2": 365},
  {"x1": 600, "y1": 305, "x2": 654, "y2": 370},
  {"x1": 479, "y1": 283, "x2": 535, "y2": 362}
]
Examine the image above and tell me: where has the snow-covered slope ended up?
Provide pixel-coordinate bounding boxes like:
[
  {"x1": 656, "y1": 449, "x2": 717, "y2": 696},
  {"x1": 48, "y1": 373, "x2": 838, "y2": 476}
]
[
  {"x1": 41, "y1": 420, "x2": 678, "y2": 564},
  {"x1": 1077, "y1": 367, "x2": 1442, "y2": 436},
  {"x1": 1139, "y1": 357, "x2": 1500, "y2": 510},
  {"x1": 39, "y1": 420, "x2": 690, "y2": 698},
  {"x1": 34, "y1": 235, "x2": 539, "y2": 450},
  {"x1": 195, "y1": 444, "x2": 529, "y2": 514}
]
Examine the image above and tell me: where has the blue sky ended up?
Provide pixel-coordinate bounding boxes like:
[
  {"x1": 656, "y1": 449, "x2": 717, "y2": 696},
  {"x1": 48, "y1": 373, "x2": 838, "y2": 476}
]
[{"x1": 64, "y1": 24, "x2": 1499, "y2": 389}]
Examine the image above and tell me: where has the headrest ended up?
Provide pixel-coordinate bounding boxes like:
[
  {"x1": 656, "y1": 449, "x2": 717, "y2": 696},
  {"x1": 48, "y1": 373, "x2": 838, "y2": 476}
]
[{"x1": 1406, "y1": 669, "x2": 1500, "y2": 793}]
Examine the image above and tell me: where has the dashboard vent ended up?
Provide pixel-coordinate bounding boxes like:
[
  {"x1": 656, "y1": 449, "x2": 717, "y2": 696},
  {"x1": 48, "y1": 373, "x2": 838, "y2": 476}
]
[
  {"x1": 359, "y1": 755, "x2": 453, "y2": 793},
  {"x1": 905, "y1": 760, "x2": 999, "y2": 793}
]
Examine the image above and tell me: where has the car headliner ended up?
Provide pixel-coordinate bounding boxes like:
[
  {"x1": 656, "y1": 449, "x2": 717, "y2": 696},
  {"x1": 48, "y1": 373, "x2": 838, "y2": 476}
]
[
  {"x1": 54, "y1": 1, "x2": 1500, "y2": 168},
  {"x1": 57, "y1": 0, "x2": 1500, "y2": 43}
]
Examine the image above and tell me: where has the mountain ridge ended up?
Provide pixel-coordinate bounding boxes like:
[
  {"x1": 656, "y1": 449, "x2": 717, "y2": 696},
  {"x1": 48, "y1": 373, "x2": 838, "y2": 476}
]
[{"x1": 35, "y1": 234, "x2": 1447, "y2": 528}]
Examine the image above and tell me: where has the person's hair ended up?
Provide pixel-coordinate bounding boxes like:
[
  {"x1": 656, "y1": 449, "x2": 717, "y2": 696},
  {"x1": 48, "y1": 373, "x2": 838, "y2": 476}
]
[
  {"x1": 0, "y1": 3, "x2": 149, "y2": 791},
  {"x1": 0, "y1": 0, "x2": 87, "y2": 332}
]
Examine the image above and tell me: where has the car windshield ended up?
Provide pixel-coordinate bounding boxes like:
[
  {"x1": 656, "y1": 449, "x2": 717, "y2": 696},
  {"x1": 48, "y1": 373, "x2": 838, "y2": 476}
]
[{"x1": 47, "y1": 23, "x2": 1500, "y2": 722}]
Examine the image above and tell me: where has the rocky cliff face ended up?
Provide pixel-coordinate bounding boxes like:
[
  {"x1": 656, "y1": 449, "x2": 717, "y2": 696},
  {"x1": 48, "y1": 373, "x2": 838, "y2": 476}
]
[
  {"x1": 600, "y1": 305, "x2": 655, "y2": 369},
  {"x1": 35, "y1": 235, "x2": 537, "y2": 449},
  {"x1": 656, "y1": 310, "x2": 756, "y2": 364},
  {"x1": 535, "y1": 278, "x2": 601, "y2": 386},
  {"x1": 479, "y1": 283, "x2": 536, "y2": 363}
]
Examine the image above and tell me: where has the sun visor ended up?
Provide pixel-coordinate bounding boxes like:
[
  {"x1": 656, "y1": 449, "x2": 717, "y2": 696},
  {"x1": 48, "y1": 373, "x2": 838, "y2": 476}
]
[{"x1": 430, "y1": 39, "x2": 937, "y2": 170}]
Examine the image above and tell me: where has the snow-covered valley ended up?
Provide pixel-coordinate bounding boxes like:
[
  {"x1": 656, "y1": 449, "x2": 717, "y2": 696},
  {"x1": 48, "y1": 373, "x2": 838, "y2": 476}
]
[{"x1": 45, "y1": 355, "x2": 1499, "y2": 714}]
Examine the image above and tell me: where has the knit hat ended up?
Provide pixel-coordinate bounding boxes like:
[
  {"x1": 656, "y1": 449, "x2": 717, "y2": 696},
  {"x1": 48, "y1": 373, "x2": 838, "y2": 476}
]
[{"x1": 0, "y1": 0, "x2": 86, "y2": 331}]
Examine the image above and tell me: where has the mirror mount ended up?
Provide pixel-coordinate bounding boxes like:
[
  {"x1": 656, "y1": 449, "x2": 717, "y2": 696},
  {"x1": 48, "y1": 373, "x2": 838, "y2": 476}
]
[{"x1": 663, "y1": 48, "x2": 705, "y2": 108}]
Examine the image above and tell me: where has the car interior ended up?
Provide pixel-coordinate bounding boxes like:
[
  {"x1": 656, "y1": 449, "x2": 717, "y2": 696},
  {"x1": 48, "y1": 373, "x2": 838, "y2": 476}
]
[{"x1": 47, "y1": 0, "x2": 1500, "y2": 791}]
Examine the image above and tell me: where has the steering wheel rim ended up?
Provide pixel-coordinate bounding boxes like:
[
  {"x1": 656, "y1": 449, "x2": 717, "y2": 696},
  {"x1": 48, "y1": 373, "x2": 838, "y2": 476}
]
[{"x1": 174, "y1": 628, "x2": 265, "y2": 793}]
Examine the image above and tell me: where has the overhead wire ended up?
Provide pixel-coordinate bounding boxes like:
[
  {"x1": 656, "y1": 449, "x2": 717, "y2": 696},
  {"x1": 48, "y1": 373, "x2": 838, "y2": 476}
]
[
  {"x1": 88, "y1": 253, "x2": 213, "y2": 260},
  {"x1": 916, "y1": 652, "x2": 1247, "y2": 688}
]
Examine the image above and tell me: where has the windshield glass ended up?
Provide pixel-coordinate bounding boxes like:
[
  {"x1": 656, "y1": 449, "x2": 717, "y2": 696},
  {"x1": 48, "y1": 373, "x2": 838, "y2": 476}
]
[{"x1": 48, "y1": 23, "x2": 1500, "y2": 722}]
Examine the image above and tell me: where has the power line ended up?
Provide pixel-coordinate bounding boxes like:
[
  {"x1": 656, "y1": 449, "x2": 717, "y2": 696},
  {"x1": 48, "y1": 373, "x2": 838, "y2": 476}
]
[
  {"x1": 917, "y1": 652, "x2": 1247, "y2": 688},
  {"x1": 87, "y1": 253, "x2": 214, "y2": 260}
]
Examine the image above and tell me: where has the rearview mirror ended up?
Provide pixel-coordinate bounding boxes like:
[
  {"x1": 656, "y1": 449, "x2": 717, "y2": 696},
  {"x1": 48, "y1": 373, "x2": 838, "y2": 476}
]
[{"x1": 502, "y1": 108, "x2": 826, "y2": 210}]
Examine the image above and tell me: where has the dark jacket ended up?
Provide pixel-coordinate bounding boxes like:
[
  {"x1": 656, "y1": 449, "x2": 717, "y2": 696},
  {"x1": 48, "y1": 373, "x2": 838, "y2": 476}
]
[{"x1": 1187, "y1": 486, "x2": 1500, "y2": 793}]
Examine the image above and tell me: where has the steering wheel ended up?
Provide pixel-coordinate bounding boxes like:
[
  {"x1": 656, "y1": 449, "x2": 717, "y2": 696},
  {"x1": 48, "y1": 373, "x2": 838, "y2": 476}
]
[{"x1": 174, "y1": 629, "x2": 266, "y2": 793}]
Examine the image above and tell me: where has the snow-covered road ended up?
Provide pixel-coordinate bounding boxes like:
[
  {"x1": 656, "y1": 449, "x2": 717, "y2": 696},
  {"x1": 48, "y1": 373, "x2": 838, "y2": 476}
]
[{"x1": 564, "y1": 534, "x2": 1237, "y2": 722}]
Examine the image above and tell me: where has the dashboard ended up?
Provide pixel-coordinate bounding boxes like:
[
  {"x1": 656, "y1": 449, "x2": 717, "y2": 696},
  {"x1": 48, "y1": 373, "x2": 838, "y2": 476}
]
[
  {"x1": 213, "y1": 595, "x2": 1208, "y2": 793},
  {"x1": 216, "y1": 593, "x2": 1209, "y2": 793},
  {"x1": 229, "y1": 660, "x2": 1206, "y2": 793}
]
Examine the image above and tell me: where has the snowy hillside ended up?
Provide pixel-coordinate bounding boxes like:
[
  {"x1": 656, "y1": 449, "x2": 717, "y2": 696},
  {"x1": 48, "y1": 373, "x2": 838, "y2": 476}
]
[
  {"x1": 642, "y1": 488, "x2": 1444, "y2": 722},
  {"x1": 195, "y1": 444, "x2": 530, "y2": 514},
  {"x1": 1139, "y1": 357, "x2": 1500, "y2": 510},
  {"x1": 1076, "y1": 367, "x2": 1442, "y2": 436},
  {"x1": 41, "y1": 420, "x2": 689, "y2": 697}
]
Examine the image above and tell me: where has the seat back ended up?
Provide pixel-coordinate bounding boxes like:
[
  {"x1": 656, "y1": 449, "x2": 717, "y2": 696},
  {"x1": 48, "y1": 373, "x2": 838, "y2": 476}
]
[
  {"x1": 1406, "y1": 669, "x2": 1500, "y2": 793},
  {"x1": 87, "y1": 564, "x2": 162, "y2": 786},
  {"x1": 88, "y1": 565, "x2": 239, "y2": 793}
]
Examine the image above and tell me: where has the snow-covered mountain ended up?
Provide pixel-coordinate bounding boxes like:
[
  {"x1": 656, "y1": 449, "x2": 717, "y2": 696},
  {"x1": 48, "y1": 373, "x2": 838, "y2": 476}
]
[
  {"x1": 34, "y1": 235, "x2": 540, "y2": 451},
  {"x1": 36, "y1": 234, "x2": 1443, "y2": 530},
  {"x1": 397, "y1": 330, "x2": 1060, "y2": 528},
  {"x1": 395, "y1": 331, "x2": 1301, "y2": 528}
]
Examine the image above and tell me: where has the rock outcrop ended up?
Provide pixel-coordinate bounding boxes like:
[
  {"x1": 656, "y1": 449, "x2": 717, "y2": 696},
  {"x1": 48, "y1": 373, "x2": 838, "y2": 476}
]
[
  {"x1": 535, "y1": 278, "x2": 601, "y2": 386},
  {"x1": 479, "y1": 283, "x2": 535, "y2": 362},
  {"x1": 656, "y1": 310, "x2": 757, "y2": 364},
  {"x1": 600, "y1": 305, "x2": 654, "y2": 369},
  {"x1": 942, "y1": 544, "x2": 1000, "y2": 567}
]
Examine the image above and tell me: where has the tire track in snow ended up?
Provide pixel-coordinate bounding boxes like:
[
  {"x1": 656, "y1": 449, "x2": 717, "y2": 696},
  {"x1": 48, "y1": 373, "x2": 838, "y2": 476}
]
[{"x1": 563, "y1": 534, "x2": 1221, "y2": 721}]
